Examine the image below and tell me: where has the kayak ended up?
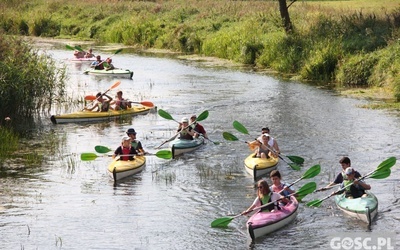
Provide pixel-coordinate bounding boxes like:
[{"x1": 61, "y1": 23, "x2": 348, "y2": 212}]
[
  {"x1": 70, "y1": 57, "x2": 96, "y2": 62},
  {"x1": 50, "y1": 105, "x2": 153, "y2": 124},
  {"x1": 169, "y1": 136, "x2": 205, "y2": 159},
  {"x1": 247, "y1": 196, "x2": 298, "y2": 242},
  {"x1": 84, "y1": 68, "x2": 133, "y2": 79},
  {"x1": 334, "y1": 191, "x2": 378, "y2": 226},
  {"x1": 108, "y1": 156, "x2": 146, "y2": 181},
  {"x1": 244, "y1": 153, "x2": 279, "y2": 181}
]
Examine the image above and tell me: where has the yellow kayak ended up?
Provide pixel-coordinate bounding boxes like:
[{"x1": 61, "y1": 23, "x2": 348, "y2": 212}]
[
  {"x1": 51, "y1": 105, "x2": 153, "y2": 124},
  {"x1": 244, "y1": 153, "x2": 279, "y2": 181},
  {"x1": 107, "y1": 156, "x2": 146, "y2": 181}
]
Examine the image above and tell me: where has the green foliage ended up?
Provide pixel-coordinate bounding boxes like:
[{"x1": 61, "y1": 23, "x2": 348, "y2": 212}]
[
  {"x1": 300, "y1": 42, "x2": 342, "y2": 81},
  {"x1": 336, "y1": 53, "x2": 379, "y2": 87},
  {"x1": 0, "y1": 127, "x2": 18, "y2": 161},
  {"x1": 340, "y1": 12, "x2": 392, "y2": 53},
  {"x1": 0, "y1": 34, "x2": 67, "y2": 132},
  {"x1": 257, "y1": 32, "x2": 306, "y2": 73}
]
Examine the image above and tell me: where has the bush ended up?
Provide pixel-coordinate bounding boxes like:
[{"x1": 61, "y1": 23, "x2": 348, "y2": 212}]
[{"x1": 336, "y1": 53, "x2": 379, "y2": 87}]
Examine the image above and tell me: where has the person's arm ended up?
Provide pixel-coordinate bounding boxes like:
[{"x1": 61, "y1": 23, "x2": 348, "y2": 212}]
[
  {"x1": 354, "y1": 180, "x2": 371, "y2": 190},
  {"x1": 113, "y1": 146, "x2": 122, "y2": 159},
  {"x1": 242, "y1": 197, "x2": 260, "y2": 215},
  {"x1": 272, "y1": 139, "x2": 280, "y2": 154}
]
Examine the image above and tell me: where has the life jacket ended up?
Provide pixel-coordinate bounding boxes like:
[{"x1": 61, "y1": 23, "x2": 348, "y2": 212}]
[
  {"x1": 259, "y1": 194, "x2": 275, "y2": 212},
  {"x1": 343, "y1": 179, "x2": 365, "y2": 198},
  {"x1": 179, "y1": 129, "x2": 193, "y2": 140},
  {"x1": 121, "y1": 146, "x2": 131, "y2": 161}
]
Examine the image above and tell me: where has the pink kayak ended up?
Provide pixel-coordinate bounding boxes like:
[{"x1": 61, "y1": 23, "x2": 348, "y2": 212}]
[
  {"x1": 70, "y1": 57, "x2": 96, "y2": 62},
  {"x1": 247, "y1": 196, "x2": 298, "y2": 241}
]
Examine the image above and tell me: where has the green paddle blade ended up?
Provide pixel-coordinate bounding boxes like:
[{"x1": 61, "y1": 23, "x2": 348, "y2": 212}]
[
  {"x1": 296, "y1": 181, "x2": 317, "y2": 198},
  {"x1": 114, "y1": 48, "x2": 123, "y2": 55},
  {"x1": 196, "y1": 110, "x2": 209, "y2": 122},
  {"x1": 66, "y1": 45, "x2": 75, "y2": 50},
  {"x1": 211, "y1": 217, "x2": 234, "y2": 228},
  {"x1": 95, "y1": 145, "x2": 112, "y2": 154},
  {"x1": 80, "y1": 153, "x2": 98, "y2": 161},
  {"x1": 287, "y1": 162, "x2": 301, "y2": 171},
  {"x1": 286, "y1": 155, "x2": 305, "y2": 164},
  {"x1": 74, "y1": 45, "x2": 84, "y2": 52},
  {"x1": 158, "y1": 109, "x2": 175, "y2": 120},
  {"x1": 306, "y1": 199, "x2": 323, "y2": 208},
  {"x1": 155, "y1": 150, "x2": 172, "y2": 159},
  {"x1": 233, "y1": 120, "x2": 249, "y2": 135},
  {"x1": 302, "y1": 164, "x2": 321, "y2": 179},
  {"x1": 369, "y1": 169, "x2": 391, "y2": 179},
  {"x1": 376, "y1": 157, "x2": 396, "y2": 171},
  {"x1": 222, "y1": 132, "x2": 239, "y2": 141}
]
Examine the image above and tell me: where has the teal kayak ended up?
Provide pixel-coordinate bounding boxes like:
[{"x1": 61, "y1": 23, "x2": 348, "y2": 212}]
[
  {"x1": 84, "y1": 68, "x2": 133, "y2": 79},
  {"x1": 334, "y1": 191, "x2": 378, "y2": 226},
  {"x1": 169, "y1": 136, "x2": 205, "y2": 159}
]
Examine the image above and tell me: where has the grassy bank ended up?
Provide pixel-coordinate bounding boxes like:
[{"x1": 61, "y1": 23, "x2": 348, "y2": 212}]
[{"x1": 1, "y1": 0, "x2": 400, "y2": 105}]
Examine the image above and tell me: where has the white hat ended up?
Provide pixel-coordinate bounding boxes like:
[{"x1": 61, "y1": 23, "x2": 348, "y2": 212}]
[
  {"x1": 345, "y1": 167, "x2": 354, "y2": 175},
  {"x1": 122, "y1": 136, "x2": 131, "y2": 142},
  {"x1": 261, "y1": 133, "x2": 270, "y2": 138},
  {"x1": 181, "y1": 117, "x2": 189, "y2": 123}
]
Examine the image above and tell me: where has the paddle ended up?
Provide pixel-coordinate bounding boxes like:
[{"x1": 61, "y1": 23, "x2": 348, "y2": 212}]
[
  {"x1": 211, "y1": 181, "x2": 317, "y2": 228},
  {"x1": 286, "y1": 164, "x2": 321, "y2": 189},
  {"x1": 94, "y1": 145, "x2": 172, "y2": 159},
  {"x1": 155, "y1": 110, "x2": 209, "y2": 149},
  {"x1": 80, "y1": 150, "x2": 172, "y2": 161},
  {"x1": 222, "y1": 131, "x2": 300, "y2": 170},
  {"x1": 97, "y1": 48, "x2": 123, "y2": 67},
  {"x1": 158, "y1": 109, "x2": 219, "y2": 145},
  {"x1": 84, "y1": 96, "x2": 154, "y2": 108},
  {"x1": 82, "y1": 81, "x2": 121, "y2": 110},
  {"x1": 66, "y1": 44, "x2": 76, "y2": 50},
  {"x1": 307, "y1": 157, "x2": 396, "y2": 207},
  {"x1": 232, "y1": 120, "x2": 305, "y2": 165}
]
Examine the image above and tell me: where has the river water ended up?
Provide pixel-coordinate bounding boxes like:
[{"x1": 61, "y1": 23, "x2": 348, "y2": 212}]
[{"x1": 0, "y1": 40, "x2": 399, "y2": 250}]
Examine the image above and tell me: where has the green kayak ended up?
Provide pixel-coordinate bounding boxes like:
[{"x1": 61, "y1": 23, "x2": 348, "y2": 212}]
[{"x1": 334, "y1": 191, "x2": 378, "y2": 226}]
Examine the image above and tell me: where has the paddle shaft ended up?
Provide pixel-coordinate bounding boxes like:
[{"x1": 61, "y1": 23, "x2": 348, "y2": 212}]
[{"x1": 155, "y1": 118, "x2": 199, "y2": 149}]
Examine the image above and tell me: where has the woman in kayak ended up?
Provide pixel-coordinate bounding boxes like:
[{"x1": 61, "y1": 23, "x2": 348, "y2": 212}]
[
  {"x1": 242, "y1": 179, "x2": 282, "y2": 215},
  {"x1": 84, "y1": 92, "x2": 113, "y2": 112},
  {"x1": 257, "y1": 127, "x2": 280, "y2": 154}
]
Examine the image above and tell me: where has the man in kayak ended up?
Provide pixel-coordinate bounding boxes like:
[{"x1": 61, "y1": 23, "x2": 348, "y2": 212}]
[
  {"x1": 177, "y1": 117, "x2": 196, "y2": 140},
  {"x1": 84, "y1": 92, "x2": 113, "y2": 112},
  {"x1": 320, "y1": 157, "x2": 362, "y2": 191},
  {"x1": 190, "y1": 114, "x2": 208, "y2": 139},
  {"x1": 338, "y1": 167, "x2": 371, "y2": 198},
  {"x1": 242, "y1": 179, "x2": 282, "y2": 215},
  {"x1": 85, "y1": 48, "x2": 95, "y2": 58},
  {"x1": 126, "y1": 128, "x2": 146, "y2": 155},
  {"x1": 90, "y1": 55, "x2": 104, "y2": 70},
  {"x1": 112, "y1": 136, "x2": 137, "y2": 161}
]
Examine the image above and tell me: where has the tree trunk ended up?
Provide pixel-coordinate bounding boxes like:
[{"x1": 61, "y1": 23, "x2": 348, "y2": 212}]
[{"x1": 278, "y1": 0, "x2": 293, "y2": 33}]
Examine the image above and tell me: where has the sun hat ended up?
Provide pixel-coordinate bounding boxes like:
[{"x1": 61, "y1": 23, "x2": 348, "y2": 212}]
[
  {"x1": 181, "y1": 117, "x2": 189, "y2": 123},
  {"x1": 345, "y1": 167, "x2": 354, "y2": 175},
  {"x1": 122, "y1": 136, "x2": 131, "y2": 142},
  {"x1": 126, "y1": 128, "x2": 136, "y2": 135}
]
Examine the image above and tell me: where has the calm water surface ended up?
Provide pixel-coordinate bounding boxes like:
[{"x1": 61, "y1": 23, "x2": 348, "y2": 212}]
[{"x1": 0, "y1": 40, "x2": 399, "y2": 250}]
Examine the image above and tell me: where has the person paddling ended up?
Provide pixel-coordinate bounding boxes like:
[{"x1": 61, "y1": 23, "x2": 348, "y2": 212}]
[
  {"x1": 320, "y1": 157, "x2": 362, "y2": 191},
  {"x1": 84, "y1": 92, "x2": 113, "y2": 112},
  {"x1": 190, "y1": 114, "x2": 208, "y2": 139},
  {"x1": 241, "y1": 179, "x2": 282, "y2": 215},
  {"x1": 177, "y1": 117, "x2": 196, "y2": 140},
  {"x1": 336, "y1": 167, "x2": 371, "y2": 199}
]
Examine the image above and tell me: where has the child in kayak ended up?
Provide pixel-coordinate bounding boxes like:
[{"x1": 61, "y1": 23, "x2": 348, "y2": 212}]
[
  {"x1": 269, "y1": 170, "x2": 295, "y2": 197},
  {"x1": 338, "y1": 167, "x2": 371, "y2": 198},
  {"x1": 320, "y1": 157, "x2": 362, "y2": 191},
  {"x1": 112, "y1": 136, "x2": 138, "y2": 161}
]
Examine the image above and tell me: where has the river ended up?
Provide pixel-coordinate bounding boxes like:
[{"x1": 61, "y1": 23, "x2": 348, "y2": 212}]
[{"x1": 0, "y1": 39, "x2": 399, "y2": 250}]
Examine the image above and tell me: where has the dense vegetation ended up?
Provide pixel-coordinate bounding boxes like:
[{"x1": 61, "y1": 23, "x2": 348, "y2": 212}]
[
  {"x1": 0, "y1": 34, "x2": 67, "y2": 164},
  {"x1": 0, "y1": 0, "x2": 399, "y2": 102}
]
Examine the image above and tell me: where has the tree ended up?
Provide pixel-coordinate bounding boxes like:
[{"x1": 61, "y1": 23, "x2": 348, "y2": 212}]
[{"x1": 278, "y1": 0, "x2": 297, "y2": 33}]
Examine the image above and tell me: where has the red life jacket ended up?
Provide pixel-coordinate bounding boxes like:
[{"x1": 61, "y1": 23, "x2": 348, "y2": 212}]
[{"x1": 121, "y1": 147, "x2": 131, "y2": 161}]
